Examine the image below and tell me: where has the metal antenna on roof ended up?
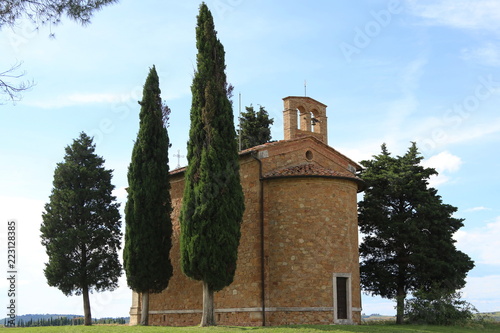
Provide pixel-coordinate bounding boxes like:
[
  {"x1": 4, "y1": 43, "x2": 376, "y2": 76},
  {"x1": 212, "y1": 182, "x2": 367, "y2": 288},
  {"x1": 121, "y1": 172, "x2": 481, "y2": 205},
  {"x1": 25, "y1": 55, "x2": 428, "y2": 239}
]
[
  {"x1": 304, "y1": 79, "x2": 307, "y2": 97},
  {"x1": 238, "y1": 92, "x2": 242, "y2": 151}
]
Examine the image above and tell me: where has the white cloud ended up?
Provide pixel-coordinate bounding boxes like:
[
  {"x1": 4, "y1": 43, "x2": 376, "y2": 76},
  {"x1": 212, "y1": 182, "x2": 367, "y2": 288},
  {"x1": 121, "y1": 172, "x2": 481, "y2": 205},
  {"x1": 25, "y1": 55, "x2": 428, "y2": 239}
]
[
  {"x1": 416, "y1": 117, "x2": 500, "y2": 156},
  {"x1": 465, "y1": 206, "x2": 491, "y2": 212},
  {"x1": 446, "y1": 118, "x2": 500, "y2": 145},
  {"x1": 462, "y1": 43, "x2": 500, "y2": 67},
  {"x1": 462, "y1": 275, "x2": 500, "y2": 312},
  {"x1": 423, "y1": 151, "x2": 462, "y2": 172},
  {"x1": 406, "y1": 0, "x2": 500, "y2": 32},
  {"x1": 25, "y1": 92, "x2": 138, "y2": 109},
  {"x1": 421, "y1": 151, "x2": 462, "y2": 186},
  {"x1": 455, "y1": 216, "x2": 500, "y2": 266},
  {"x1": 337, "y1": 141, "x2": 383, "y2": 166},
  {"x1": 112, "y1": 186, "x2": 128, "y2": 203}
]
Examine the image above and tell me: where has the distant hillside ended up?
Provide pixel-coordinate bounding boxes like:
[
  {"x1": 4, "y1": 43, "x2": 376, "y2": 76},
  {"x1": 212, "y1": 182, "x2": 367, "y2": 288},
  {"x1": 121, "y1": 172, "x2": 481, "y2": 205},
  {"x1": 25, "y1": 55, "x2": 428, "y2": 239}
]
[
  {"x1": 363, "y1": 312, "x2": 500, "y2": 322},
  {"x1": 482, "y1": 312, "x2": 500, "y2": 322},
  {"x1": 2, "y1": 314, "x2": 81, "y2": 325},
  {"x1": 1, "y1": 314, "x2": 129, "y2": 326},
  {"x1": 362, "y1": 313, "x2": 396, "y2": 321}
]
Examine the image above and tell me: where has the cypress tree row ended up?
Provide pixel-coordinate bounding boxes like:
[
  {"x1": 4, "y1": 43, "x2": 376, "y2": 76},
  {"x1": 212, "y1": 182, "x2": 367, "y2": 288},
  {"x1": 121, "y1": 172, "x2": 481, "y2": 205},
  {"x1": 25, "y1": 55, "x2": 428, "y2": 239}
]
[
  {"x1": 180, "y1": 3, "x2": 245, "y2": 327},
  {"x1": 123, "y1": 66, "x2": 173, "y2": 326}
]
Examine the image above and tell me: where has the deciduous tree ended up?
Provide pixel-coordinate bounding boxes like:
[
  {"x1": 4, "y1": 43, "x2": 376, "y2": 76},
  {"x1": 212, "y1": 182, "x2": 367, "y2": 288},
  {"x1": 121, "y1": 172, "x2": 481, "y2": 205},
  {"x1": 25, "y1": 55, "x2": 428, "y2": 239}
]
[
  {"x1": 180, "y1": 3, "x2": 245, "y2": 327},
  {"x1": 358, "y1": 143, "x2": 474, "y2": 324},
  {"x1": 123, "y1": 66, "x2": 173, "y2": 326},
  {"x1": 41, "y1": 132, "x2": 122, "y2": 326}
]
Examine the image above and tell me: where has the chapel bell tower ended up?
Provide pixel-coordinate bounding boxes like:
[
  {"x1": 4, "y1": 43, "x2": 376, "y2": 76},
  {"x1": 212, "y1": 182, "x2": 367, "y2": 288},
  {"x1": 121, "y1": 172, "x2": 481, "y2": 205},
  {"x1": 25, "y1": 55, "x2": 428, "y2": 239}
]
[{"x1": 283, "y1": 96, "x2": 328, "y2": 144}]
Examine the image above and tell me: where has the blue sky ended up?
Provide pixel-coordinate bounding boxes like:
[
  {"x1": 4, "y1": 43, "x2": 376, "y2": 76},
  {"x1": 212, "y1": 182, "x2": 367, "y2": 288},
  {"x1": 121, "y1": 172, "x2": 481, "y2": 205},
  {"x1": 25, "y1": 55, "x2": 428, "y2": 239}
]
[{"x1": 1, "y1": 0, "x2": 499, "y2": 318}]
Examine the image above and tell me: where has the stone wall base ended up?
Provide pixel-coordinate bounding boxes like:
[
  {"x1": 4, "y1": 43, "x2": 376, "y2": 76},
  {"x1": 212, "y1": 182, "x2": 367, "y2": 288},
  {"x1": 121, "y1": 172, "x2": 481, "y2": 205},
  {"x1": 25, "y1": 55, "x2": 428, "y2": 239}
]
[{"x1": 134, "y1": 307, "x2": 360, "y2": 326}]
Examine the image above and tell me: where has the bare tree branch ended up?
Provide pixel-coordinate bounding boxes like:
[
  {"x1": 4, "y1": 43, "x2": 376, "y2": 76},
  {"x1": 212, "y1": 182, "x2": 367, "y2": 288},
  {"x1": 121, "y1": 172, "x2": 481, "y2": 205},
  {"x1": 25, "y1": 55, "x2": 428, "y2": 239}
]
[
  {"x1": 0, "y1": 61, "x2": 35, "y2": 103},
  {"x1": 1, "y1": 1, "x2": 119, "y2": 102}
]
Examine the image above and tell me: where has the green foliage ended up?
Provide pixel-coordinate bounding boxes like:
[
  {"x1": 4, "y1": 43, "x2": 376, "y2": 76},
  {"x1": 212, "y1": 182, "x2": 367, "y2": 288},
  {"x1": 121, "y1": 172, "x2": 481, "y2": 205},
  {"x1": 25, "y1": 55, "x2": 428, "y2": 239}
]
[
  {"x1": 180, "y1": 2, "x2": 244, "y2": 292},
  {"x1": 358, "y1": 143, "x2": 474, "y2": 323},
  {"x1": 41, "y1": 132, "x2": 122, "y2": 296},
  {"x1": 123, "y1": 65, "x2": 173, "y2": 294},
  {"x1": 14, "y1": 316, "x2": 127, "y2": 327},
  {"x1": 405, "y1": 290, "x2": 477, "y2": 326},
  {"x1": 0, "y1": 0, "x2": 119, "y2": 29},
  {"x1": 238, "y1": 104, "x2": 274, "y2": 150}
]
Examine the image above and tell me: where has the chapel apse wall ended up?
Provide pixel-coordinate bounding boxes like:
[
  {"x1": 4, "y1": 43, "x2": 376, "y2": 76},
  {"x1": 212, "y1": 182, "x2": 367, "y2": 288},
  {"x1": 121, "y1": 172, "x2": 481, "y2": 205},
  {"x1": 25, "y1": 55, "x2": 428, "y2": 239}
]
[{"x1": 263, "y1": 177, "x2": 361, "y2": 325}]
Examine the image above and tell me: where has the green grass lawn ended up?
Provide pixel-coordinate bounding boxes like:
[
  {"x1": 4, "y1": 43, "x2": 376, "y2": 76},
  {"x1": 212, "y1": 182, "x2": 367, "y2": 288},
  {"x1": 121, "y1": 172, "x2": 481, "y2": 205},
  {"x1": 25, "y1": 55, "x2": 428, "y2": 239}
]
[{"x1": 1, "y1": 323, "x2": 500, "y2": 333}]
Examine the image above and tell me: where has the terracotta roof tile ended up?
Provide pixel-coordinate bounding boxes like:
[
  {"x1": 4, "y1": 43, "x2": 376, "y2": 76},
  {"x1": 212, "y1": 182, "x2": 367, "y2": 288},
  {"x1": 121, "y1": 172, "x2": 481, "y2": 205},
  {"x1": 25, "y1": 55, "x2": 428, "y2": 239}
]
[
  {"x1": 264, "y1": 163, "x2": 356, "y2": 178},
  {"x1": 264, "y1": 163, "x2": 365, "y2": 191},
  {"x1": 264, "y1": 164, "x2": 365, "y2": 192}
]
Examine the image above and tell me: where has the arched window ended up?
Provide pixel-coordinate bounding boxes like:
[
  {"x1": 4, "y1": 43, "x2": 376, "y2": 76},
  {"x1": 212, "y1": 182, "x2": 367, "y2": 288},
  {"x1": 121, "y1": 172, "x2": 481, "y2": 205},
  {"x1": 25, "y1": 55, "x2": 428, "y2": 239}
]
[{"x1": 310, "y1": 109, "x2": 320, "y2": 133}]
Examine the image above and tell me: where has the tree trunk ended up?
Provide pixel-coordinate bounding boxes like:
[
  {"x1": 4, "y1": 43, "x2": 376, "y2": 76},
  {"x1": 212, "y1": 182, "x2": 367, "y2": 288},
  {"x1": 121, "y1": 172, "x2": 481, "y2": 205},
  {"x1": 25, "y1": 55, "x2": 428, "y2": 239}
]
[
  {"x1": 82, "y1": 285, "x2": 92, "y2": 326},
  {"x1": 141, "y1": 291, "x2": 150, "y2": 326},
  {"x1": 396, "y1": 286, "x2": 406, "y2": 324},
  {"x1": 200, "y1": 280, "x2": 216, "y2": 326}
]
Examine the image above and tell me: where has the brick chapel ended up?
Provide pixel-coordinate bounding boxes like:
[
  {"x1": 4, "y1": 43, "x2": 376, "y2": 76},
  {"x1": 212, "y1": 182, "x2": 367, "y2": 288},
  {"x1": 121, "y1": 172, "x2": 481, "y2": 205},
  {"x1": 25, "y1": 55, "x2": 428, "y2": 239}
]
[{"x1": 129, "y1": 96, "x2": 365, "y2": 326}]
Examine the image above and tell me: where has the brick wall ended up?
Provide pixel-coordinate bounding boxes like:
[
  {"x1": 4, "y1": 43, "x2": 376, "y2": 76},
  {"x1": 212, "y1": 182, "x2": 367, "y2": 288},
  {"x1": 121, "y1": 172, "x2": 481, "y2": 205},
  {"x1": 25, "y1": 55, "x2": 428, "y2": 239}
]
[
  {"x1": 263, "y1": 177, "x2": 361, "y2": 324},
  {"x1": 130, "y1": 138, "x2": 362, "y2": 326},
  {"x1": 283, "y1": 96, "x2": 328, "y2": 144}
]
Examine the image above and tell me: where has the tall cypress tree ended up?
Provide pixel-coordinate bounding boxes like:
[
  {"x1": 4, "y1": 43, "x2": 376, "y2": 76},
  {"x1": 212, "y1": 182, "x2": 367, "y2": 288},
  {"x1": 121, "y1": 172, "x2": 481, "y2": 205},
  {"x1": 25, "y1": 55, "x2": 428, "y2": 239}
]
[
  {"x1": 180, "y1": 3, "x2": 245, "y2": 327},
  {"x1": 123, "y1": 66, "x2": 173, "y2": 326},
  {"x1": 41, "y1": 132, "x2": 122, "y2": 326}
]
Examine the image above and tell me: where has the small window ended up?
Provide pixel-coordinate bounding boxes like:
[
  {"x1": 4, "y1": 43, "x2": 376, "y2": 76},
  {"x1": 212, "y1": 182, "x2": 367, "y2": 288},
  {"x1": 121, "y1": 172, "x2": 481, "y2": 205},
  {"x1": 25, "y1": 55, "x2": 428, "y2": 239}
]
[{"x1": 306, "y1": 150, "x2": 313, "y2": 160}]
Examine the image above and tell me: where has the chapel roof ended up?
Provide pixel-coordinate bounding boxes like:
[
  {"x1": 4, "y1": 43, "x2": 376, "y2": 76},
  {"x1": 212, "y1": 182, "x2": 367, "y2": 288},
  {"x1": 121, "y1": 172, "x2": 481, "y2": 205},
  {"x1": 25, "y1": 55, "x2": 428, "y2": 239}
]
[
  {"x1": 263, "y1": 163, "x2": 365, "y2": 191},
  {"x1": 171, "y1": 135, "x2": 363, "y2": 177},
  {"x1": 239, "y1": 135, "x2": 362, "y2": 171}
]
